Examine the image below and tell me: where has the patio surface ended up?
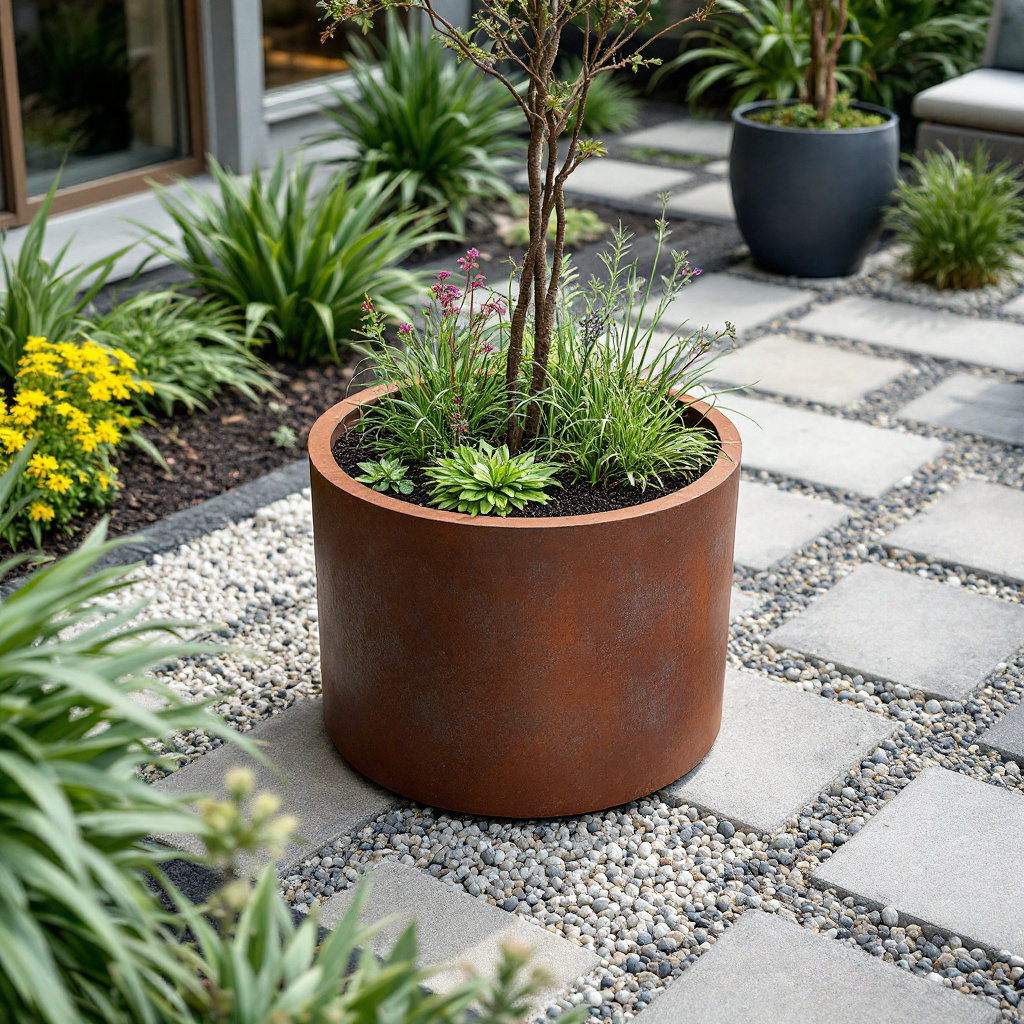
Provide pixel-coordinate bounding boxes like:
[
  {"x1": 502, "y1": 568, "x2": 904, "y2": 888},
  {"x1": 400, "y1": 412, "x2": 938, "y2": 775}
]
[{"x1": 128, "y1": 121, "x2": 1024, "y2": 1023}]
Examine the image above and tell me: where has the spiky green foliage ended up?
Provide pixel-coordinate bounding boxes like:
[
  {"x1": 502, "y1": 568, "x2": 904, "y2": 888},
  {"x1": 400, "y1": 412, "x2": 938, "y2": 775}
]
[
  {"x1": 355, "y1": 456, "x2": 414, "y2": 495},
  {"x1": 316, "y1": 14, "x2": 521, "y2": 236},
  {"x1": 888, "y1": 147, "x2": 1024, "y2": 290},
  {"x1": 653, "y1": 0, "x2": 858, "y2": 108},
  {"x1": 562, "y1": 60, "x2": 640, "y2": 135},
  {"x1": 535, "y1": 225, "x2": 725, "y2": 489},
  {"x1": 150, "y1": 157, "x2": 444, "y2": 365},
  {"x1": 846, "y1": 0, "x2": 989, "y2": 112},
  {"x1": 87, "y1": 290, "x2": 279, "y2": 416},
  {"x1": 426, "y1": 441, "x2": 560, "y2": 516},
  {"x1": 0, "y1": 513, "x2": 254, "y2": 1024},
  {"x1": 655, "y1": 0, "x2": 988, "y2": 113},
  {"x1": 0, "y1": 188, "x2": 124, "y2": 383}
]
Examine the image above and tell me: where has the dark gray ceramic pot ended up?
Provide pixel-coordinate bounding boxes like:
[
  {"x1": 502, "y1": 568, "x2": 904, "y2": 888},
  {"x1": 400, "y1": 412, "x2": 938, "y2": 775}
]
[{"x1": 729, "y1": 100, "x2": 899, "y2": 278}]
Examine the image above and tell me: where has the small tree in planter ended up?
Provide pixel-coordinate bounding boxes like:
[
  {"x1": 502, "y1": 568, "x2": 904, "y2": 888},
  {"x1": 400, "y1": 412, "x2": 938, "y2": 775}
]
[
  {"x1": 805, "y1": 0, "x2": 848, "y2": 122},
  {"x1": 321, "y1": 0, "x2": 715, "y2": 449}
]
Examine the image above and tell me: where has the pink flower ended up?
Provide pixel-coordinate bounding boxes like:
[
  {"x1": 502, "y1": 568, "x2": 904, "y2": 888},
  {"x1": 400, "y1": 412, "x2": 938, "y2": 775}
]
[
  {"x1": 398, "y1": 322, "x2": 413, "y2": 334},
  {"x1": 437, "y1": 270, "x2": 452, "y2": 280}
]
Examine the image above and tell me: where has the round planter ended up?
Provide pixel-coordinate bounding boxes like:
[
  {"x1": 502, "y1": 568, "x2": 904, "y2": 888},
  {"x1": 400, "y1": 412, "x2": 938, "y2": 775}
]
[
  {"x1": 307, "y1": 386, "x2": 741, "y2": 818},
  {"x1": 730, "y1": 100, "x2": 899, "y2": 278}
]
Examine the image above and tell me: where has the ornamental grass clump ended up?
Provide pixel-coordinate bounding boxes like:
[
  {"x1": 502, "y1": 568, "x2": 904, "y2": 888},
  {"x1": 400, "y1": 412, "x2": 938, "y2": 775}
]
[
  {"x1": 888, "y1": 146, "x2": 1024, "y2": 291},
  {"x1": 152, "y1": 157, "x2": 444, "y2": 365},
  {"x1": 0, "y1": 336, "x2": 153, "y2": 546},
  {"x1": 317, "y1": 13, "x2": 522, "y2": 237}
]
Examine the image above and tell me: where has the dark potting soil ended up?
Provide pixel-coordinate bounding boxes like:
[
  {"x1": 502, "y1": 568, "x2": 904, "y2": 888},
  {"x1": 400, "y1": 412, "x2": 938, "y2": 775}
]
[{"x1": 331, "y1": 428, "x2": 715, "y2": 519}]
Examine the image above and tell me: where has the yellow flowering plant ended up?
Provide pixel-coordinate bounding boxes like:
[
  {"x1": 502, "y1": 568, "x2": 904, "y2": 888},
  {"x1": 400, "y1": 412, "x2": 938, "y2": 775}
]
[{"x1": 0, "y1": 335, "x2": 154, "y2": 547}]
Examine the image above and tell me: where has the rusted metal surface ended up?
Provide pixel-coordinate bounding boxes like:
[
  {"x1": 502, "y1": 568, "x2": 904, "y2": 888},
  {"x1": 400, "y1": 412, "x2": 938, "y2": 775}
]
[{"x1": 308, "y1": 385, "x2": 742, "y2": 818}]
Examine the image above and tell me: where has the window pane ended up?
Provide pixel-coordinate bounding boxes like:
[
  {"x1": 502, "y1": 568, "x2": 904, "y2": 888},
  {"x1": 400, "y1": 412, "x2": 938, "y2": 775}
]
[
  {"x1": 262, "y1": 0, "x2": 388, "y2": 90},
  {"x1": 14, "y1": 0, "x2": 190, "y2": 197}
]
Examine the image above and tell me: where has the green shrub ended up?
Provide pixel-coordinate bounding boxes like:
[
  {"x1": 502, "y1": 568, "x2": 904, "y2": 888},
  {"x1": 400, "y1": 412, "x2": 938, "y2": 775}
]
[
  {"x1": 88, "y1": 290, "x2": 279, "y2": 416},
  {"x1": 354, "y1": 279, "x2": 511, "y2": 463},
  {"x1": 426, "y1": 440, "x2": 560, "y2": 516},
  {"x1": 152, "y1": 157, "x2": 444, "y2": 365},
  {"x1": 0, "y1": 513, "x2": 250, "y2": 1024},
  {"x1": 888, "y1": 146, "x2": 1024, "y2": 290},
  {"x1": 846, "y1": 0, "x2": 989, "y2": 112},
  {"x1": 316, "y1": 14, "x2": 522, "y2": 236},
  {"x1": 0, "y1": 189, "x2": 124, "y2": 384},
  {"x1": 562, "y1": 60, "x2": 641, "y2": 135}
]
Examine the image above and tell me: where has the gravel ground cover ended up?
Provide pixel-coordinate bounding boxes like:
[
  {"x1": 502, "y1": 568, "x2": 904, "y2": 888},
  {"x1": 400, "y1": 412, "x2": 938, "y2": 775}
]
[{"x1": 116, "y1": 261, "x2": 1024, "y2": 1020}]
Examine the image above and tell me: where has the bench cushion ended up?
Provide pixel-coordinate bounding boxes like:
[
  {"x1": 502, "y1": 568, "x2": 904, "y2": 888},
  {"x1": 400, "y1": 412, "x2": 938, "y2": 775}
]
[{"x1": 913, "y1": 69, "x2": 1024, "y2": 136}]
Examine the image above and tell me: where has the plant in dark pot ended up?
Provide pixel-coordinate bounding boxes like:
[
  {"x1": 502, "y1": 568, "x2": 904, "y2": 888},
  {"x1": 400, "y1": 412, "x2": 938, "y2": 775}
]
[
  {"x1": 667, "y1": 0, "x2": 899, "y2": 277},
  {"x1": 311, "y1": 0, "x2": 743, "y2": 818},
  {"x1": 734, "y1": 0, "x2": 898, "y2": 276}
]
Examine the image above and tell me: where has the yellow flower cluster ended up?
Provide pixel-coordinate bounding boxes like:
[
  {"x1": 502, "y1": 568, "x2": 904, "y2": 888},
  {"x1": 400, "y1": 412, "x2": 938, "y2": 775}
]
[{"x1": 0, "y1": 336, "x2": 150, "y2": 547}]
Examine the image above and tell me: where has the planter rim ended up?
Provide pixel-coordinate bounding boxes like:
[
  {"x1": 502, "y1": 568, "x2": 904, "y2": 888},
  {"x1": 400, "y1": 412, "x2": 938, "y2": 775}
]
[
  {"x1": 732, "y1": 98, "x2": 898, "y2": 135},
  {"x1": 307, "y1": 382, "x2": 742, "y2": 530}
]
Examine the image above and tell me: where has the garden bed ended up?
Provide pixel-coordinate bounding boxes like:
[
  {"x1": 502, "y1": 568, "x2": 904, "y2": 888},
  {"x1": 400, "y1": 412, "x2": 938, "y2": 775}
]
[{"x1": 10, "y1": 208, "x2": 744, "y2": 563}]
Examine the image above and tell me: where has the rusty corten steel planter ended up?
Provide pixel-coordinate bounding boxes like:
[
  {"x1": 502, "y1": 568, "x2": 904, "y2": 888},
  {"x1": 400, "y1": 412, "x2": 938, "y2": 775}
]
[{"x1": 308, "y1": 385, "x2": 741, "y2": 819}]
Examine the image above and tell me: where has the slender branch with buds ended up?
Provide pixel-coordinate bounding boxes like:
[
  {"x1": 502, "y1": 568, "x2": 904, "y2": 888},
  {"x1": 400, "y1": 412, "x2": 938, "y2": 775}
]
[{"x1": 323, "y1": 0, "x2": 716, "y2": 448}]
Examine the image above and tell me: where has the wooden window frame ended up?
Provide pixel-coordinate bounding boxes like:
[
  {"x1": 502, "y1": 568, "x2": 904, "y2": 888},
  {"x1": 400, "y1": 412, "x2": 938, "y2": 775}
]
[{"x1": 0, "y1": 0, "x2": 206, "y2": 229}]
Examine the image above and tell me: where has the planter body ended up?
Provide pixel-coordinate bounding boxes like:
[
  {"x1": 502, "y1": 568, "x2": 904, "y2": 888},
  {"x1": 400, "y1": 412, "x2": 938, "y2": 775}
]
[
  {"x1": 308, "y1": 387, "x2": 741, "y2": 818},
  {"x1": 730, "y1": 100, "x2": 899, "y2": 278}
]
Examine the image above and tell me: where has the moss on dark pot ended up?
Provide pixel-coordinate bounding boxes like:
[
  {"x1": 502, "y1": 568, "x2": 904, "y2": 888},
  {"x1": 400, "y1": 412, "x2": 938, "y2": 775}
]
[{"x1": 730, "y1": 99, "x2": 899, "y2": 278}]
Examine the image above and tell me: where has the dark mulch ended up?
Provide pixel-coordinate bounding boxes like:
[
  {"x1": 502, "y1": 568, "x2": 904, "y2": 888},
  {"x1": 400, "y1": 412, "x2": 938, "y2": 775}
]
[
  {"x1": 15, "y1": 356, "x2": 362, "y2": 563},
  {"x1": 332, "y1": 429, "x2": 712, "y2": 519}
]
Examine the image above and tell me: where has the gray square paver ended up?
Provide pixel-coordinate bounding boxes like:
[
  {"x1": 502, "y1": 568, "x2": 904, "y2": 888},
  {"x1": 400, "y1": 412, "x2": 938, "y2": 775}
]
[
  {"x1": 662, "y1": 669, "x2": 894, "y2": 833},
  {"x1": 726, "y1": 395, "x2": 946, "y2": 497},
  {"x1": 516, "y1": 159, "x2": 692, "y2": 202},
  {"x1": 767, "y1": 564, "x2": 1024, "y2": 699},
  {"x1": 1003, "y1": 291, "x2": 1024, "y2": 316},
  {"x1": 812, "y1": 767, "x2": 1024, "y2": 957},
  {"x1": 321, "y1": 862, "x2": 600, "y2": 1008},
  {"x1": 734, "y1": 481, "x2": 849, "y2": 570},
  {"x1": 731, "y1": 587, "x2": 761, "y2": 621},
  {"x1": 621, "y1": 119, "x2": 733, "y2": 158},
  {"x1": 703, "y1": 159, "x2": 730, "y2": 175},
  {"x1": 795, "y1": 296, "x2": 1024, "y2": 374},
  {"x1": 886, "y1": 480, "x2": 1024, "y2": 583},
  {"x1": 156, "y1": 698, "x2": 395, "y2": 872},
  {"x1": 709, "y1": 334, "x2": 910, "y2": 406},
  {"x1": 634, "y1": 910, "x2": 999, "y2": 1024},
  {"x1": 898, "y1": 374, "x2": 1024, "y2": 446},
  {"x1": 665, "y1": 181, "x2": 735, "y2": 221},
  {"x1": 977, "y1": 702, "x2": 1024, "y2": 767},
  {"x1": 651, "y1": 273, "x2": 815, "y2": 338}
]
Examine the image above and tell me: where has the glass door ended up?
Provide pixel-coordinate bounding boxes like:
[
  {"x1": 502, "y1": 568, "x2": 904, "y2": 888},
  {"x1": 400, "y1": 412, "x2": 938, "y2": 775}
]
[{"x1": 0, "y1": 0, "x2": 204, "y2": 225}]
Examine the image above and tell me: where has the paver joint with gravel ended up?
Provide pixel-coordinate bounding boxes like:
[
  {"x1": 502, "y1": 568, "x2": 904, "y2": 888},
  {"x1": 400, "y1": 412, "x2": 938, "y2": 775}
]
[{"x1": 135, "y1": 179, "x2": 1024, "y2": 1024}]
